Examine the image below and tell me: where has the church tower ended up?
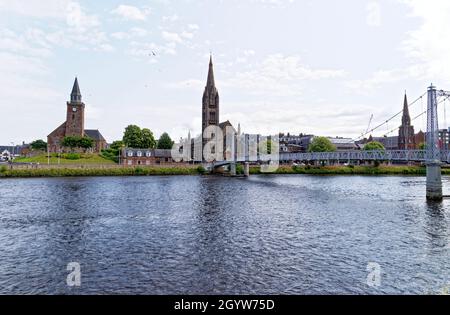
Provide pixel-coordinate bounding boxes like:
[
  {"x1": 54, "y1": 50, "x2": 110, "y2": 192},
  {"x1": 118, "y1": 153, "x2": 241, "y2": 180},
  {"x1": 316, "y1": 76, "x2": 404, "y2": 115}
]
[
  {"x1": 65, "y1": 77, "x2": 85, "y2": 137},
  {"x1": 398, "y1": 93, "x2": 415, "y2": 150},
  {"x1": 202, "y1": 56, "x2": 220, "y2": 144}
]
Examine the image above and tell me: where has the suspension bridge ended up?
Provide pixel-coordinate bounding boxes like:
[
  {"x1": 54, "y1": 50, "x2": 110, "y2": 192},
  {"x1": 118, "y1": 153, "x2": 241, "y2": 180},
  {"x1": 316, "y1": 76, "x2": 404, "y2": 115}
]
[{"x1": 211, "y1": 84, "x2": 450, "y2": 200}]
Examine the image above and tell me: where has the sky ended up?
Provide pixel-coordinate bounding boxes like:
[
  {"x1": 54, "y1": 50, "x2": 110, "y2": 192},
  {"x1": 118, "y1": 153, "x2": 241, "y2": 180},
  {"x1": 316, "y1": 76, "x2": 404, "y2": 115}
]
[{"x1": 1, "y1": 0, "x2": 450, "y2": 145}]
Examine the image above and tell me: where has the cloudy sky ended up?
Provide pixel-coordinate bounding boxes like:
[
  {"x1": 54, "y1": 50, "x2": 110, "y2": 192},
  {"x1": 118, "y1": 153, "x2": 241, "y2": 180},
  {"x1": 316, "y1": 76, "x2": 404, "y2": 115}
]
[{"x1": 1, "y1": 0, "x2": 450, "y2": 144}]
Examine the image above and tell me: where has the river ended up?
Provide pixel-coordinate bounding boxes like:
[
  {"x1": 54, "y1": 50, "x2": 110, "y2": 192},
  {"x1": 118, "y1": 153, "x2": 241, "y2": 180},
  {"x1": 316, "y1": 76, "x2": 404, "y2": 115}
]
[{"x1": 0, "y1": 175, "x2": 449, "y2": 294}]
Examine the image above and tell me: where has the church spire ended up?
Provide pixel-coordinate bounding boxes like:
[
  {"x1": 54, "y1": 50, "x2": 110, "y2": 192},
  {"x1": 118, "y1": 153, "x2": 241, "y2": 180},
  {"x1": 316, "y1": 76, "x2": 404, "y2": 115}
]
[
  {"x1": 70, "y1": 77, "x2": 82, "y2": 103},
  {"x1": 402, "y1": 92, "x2": 411, "y2": 125},
  {"x1": 206, "y1": 54, "x2": 215, "y2": 88}
]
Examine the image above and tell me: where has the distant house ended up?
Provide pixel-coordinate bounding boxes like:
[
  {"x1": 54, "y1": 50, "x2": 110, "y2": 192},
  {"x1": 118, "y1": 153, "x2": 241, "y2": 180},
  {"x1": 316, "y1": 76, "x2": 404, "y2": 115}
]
[{"x1": 120, "y1": 148, "x2": 174, "y2": 166}]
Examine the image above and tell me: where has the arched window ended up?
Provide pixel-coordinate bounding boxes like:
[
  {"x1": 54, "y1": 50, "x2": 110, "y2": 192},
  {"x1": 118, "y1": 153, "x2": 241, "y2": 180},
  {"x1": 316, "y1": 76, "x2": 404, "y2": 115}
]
[
  {"x1": 137, "y1": 151, "x2": 142, "y2": 157},
  {"x1": 146, "y1": 151, "x2": 152, "y2": 157},
  {"x1": 128, "y1": 151, "x2": 134, "y2": 157}
]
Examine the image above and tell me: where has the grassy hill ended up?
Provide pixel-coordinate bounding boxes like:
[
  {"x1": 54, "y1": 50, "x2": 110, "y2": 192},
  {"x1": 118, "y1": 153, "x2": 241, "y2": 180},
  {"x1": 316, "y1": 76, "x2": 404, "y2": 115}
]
[{"x1": 14, "y1": 153, "x2": 115, "y2": 165}]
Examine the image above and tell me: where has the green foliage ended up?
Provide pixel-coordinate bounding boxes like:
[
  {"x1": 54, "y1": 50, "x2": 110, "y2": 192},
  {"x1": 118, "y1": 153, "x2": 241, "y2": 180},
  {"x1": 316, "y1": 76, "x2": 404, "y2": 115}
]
[
  {"x1": 30, "y1": 139, "x2": 47, "y2": 151},
  {"x1": 196, "y1": 165, "x2": 207, "y2": 174},
  {"x1": 62, "y1": 136, "x2": 94, "y2": 151},
  {"x1": 110, "y1": 140, "x2": 124, "y2": 150},
  {"x1": 308, "y1": 137, "x2": 336, "y2": 152},
  {"x1": 123, "y1": 125, "x2": 156, "y2": 148},
  {"x1": 236, "y1": 164, "x2": 244, "y2": 175},
  {"x1": 419, "y1": 142, "x2": 426, "y2": 150},
  {"x1": 13, "y1": 153, "x2": 114, "y2": 165},
  {"x1": 123, "y1": 125, "x2": 143, "y2": 148},
  {"x1": 79, "y1": 137, "x2": 94, "y2": 150},
  {"x1": 141, "y1": 128, "x2": 156, "y2": 149},
  {"x1": 0, "y1": 166, "x2": 7, "y2": 173},
  {"x1": 157, "y1": 132, "x2": 174, "y2": 150},
  {"x1": 0, "y1": 166, "x2": 200, "y2": 178},
  {"x1": 65, "y1": 153, "x2": 81, "y2": 160},
  {"x1": 364, "y1": 141, "x2": 385, "y2": 151}
]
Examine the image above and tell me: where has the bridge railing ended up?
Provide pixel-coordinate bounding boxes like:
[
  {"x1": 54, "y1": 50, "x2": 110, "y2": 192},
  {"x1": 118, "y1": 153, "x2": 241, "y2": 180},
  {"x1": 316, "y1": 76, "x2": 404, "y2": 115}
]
[{"x1": 280, "y1": 150, "x2": 450, "y2": 163}]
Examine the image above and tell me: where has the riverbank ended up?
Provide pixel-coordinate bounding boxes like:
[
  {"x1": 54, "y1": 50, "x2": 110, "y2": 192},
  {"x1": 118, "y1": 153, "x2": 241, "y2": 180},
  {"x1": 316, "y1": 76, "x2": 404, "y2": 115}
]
[
  {"x1": 0, "y1": 165, "x2": 203, "y2": 178},
  {"x1": 250, "y1": 165, "x2": 450, "y2": 175},
  {"x1": 1, "y1": 164, "x2": 450, "y2": 178}
]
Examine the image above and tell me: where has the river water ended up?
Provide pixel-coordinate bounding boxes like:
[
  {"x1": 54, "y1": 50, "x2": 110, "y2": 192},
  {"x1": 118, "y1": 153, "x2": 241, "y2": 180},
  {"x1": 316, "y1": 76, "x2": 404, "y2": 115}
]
[{"x1": 0, "y1": 175, "x2": 449, "y2": 294}]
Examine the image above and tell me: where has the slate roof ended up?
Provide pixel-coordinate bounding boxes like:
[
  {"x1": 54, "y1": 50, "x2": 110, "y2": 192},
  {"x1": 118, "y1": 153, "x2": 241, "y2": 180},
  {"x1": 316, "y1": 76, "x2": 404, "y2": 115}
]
[{"x1": 85, "y1": 129, "x2": 106, "y2": 141}]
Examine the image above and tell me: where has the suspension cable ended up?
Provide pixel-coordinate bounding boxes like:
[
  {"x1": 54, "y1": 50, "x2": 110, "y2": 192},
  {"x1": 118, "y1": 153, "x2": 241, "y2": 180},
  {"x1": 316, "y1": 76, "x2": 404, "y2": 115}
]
[{"x1": 352, "y1": 91, "x2": 427, "y2": 143}]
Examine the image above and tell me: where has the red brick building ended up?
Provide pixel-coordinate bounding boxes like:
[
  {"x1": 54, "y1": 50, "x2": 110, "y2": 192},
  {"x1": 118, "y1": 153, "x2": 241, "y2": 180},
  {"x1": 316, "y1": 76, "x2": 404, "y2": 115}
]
[
  {"x1": 120, "y1": 148, "x2": 174, "y2": 166},
  {"x1": 47, "y1": 78, "x2": 107, "y2": 153}
]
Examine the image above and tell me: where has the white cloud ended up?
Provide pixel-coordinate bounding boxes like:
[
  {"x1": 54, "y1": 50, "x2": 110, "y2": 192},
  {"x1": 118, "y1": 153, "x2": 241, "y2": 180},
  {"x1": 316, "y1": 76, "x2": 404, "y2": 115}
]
[
  {"x1": 162, "y1": 14, "x2": 179, "y2": 22},
  {"x1": 67, "y1": 1, "x2": 100, "y2": 32},
  {"x1": 345, "y1": 66, "x2": 422, "y2": 93},
  {"x1": 401, "y1": 0, "x2": 450, "y2": 84},
  {"x1": 162, "y1": 31, "x2": 183, "y2": 43},
  {"x1": 223, "y1": 54, "x2": 347, "y2": 96},
  {"x1": 111, "y1": 4, "x2": 150, "y2": 21},
  {"x1": 112, "y1": 27, "x2": 149, "y2": 40},
  {"x1": 0, "y1": 0, "x2": 70, "y2": 18},
  {"x1": 188, "y1": 24, "x2": 200, "y2": 30},
  {"x1": 366, "y1": 1, "x2": 381, "y2": 27}
]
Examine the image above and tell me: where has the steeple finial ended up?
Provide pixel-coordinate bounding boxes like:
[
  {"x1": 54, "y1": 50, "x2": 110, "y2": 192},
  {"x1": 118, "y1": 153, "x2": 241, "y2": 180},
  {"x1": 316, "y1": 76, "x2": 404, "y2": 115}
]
[
  {"x1": 70, "y1": 77, "x2": 82, "y2": 103},
  {"x1": 402, "y1": 92, "x2": 411, "y2": 125}
]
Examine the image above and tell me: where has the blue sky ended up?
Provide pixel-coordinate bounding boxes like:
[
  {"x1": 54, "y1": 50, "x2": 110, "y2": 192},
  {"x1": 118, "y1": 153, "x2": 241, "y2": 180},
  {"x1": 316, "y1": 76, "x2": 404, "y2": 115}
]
[{"x1": 1, "y1": 0, "x2": 450, "y2": 144}]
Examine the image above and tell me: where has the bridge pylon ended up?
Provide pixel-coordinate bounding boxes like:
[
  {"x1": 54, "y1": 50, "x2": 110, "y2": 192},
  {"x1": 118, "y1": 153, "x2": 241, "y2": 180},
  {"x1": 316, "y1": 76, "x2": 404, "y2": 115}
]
[{"x1": 426, "y1": 84, "x2": 443, "y2": 200}]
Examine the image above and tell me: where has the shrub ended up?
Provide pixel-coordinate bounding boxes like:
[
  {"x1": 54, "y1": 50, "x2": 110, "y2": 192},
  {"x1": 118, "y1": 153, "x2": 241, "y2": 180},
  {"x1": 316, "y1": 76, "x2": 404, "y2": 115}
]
[
  {"x1": 196, "y1": 165, "x2": 207, "y2": 175},
  {"x1": 65, "y1": 153, "x2": 81, "y2": 160},
  {"x1": 0, "y1": 165, "x2": 7, "y2": 173}
]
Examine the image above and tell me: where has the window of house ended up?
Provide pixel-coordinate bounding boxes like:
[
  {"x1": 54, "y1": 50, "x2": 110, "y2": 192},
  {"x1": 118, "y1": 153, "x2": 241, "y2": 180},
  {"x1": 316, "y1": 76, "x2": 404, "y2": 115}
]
[
  {"x1": 146, "y1": 151, "x2": 151, "y2": 157},
  {"x1": 128, "y1": 160, "x2": 132, "y2": 165},
  {"x1": 128, "y1": 151, "x2": 133, "y2": 157},
  {"x1": 137, "y1": 151, "x2": 142, "y2": 157}
]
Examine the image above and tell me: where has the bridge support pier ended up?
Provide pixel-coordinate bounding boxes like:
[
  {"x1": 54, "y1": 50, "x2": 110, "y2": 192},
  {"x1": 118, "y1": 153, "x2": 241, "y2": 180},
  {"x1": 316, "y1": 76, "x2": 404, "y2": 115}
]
[
  {"x1": 244, "y1": 162, "x2": 250, "y2": 177},
  {"x1": 230, "y1": 163, "x2": 236, "y2": 176},
  {"x1": 426, "y1": 163, "x2": 443, "y2": 201}
]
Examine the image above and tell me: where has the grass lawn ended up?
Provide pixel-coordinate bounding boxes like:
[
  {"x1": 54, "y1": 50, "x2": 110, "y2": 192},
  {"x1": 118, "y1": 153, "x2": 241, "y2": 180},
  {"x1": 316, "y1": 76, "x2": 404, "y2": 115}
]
[{"x1": 14, "y1": 153, "x2": 115, "y2": 165}]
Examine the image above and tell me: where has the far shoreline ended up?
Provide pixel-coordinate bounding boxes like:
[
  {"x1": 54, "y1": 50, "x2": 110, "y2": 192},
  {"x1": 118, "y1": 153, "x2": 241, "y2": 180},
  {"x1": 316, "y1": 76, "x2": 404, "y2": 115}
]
[{"x1": 1, "y1": 164, "x2": 449, "y2": 178}]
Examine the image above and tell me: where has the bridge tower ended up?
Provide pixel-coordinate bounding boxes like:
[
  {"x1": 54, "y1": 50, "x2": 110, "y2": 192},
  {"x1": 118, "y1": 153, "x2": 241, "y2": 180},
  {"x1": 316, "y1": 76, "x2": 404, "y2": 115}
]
[{"x1": 426, "y1": 84, "x2": 442, "y2": 200}]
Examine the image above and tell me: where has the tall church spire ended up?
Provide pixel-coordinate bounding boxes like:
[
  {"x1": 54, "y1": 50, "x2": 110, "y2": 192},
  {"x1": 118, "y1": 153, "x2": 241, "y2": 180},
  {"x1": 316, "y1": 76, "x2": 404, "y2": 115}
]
[
  {"x1": 398, "y1": 92, "x2": 415, "y2": 150},
  {"x1": 206, "y1": 54, "x2": 215, "y2": 88},
  {"x1": 70, "y1": 77, "x2": 82, "y2": 103},
  {"x1": 401, "y1": 92, "x2": 411, "y2": 125}
]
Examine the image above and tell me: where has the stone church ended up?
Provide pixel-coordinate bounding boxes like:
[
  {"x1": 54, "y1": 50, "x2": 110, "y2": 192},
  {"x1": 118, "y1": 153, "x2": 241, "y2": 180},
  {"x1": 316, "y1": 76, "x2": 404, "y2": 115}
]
[
  {"x1": 48, "y1": 78, "x2": 107, "y2": 153},
  {"x1": 398, "y1": 93, "x2": 416, "y2": 150},
  {"x1": 201, "y1": 56, "x2": 236, "y2": 161}
]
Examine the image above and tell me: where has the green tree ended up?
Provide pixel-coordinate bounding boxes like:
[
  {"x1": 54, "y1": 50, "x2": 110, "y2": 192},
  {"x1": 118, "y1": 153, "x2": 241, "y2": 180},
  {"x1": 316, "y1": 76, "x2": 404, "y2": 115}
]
[
  {"x1": 419, "y1": 142, "x2": 426, "y2": 150},
  {"x1": 363, "y1": 141, "x2": 385, "y2": 151},
  {"x1": 123, "y1": 125, "x2": 143, "y2": 148},
  {"x1": 157, "y1": 132, "x2": 174, "y2": 149},
  {"x1": 30, "y1": 139, "x2": 47, "y2": 151},
  {"x1": 62, "y1": 136, "x2": 79, "y2": 152},
  {"x1": 141, "y1": 128, "x2": 156, "y2": 149},
  {"x1": 110, "y1": 140, "x2": 124, "y2": 150},
  {"x1": 79, "y1": 137, "x2": 94, "y2": 150},
  {"x1": 62, "y1": 136, "x2": 93, "y2": 152},
  {"x1": 308, "y1": 137, "x2": 336, "y2": 152}
]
